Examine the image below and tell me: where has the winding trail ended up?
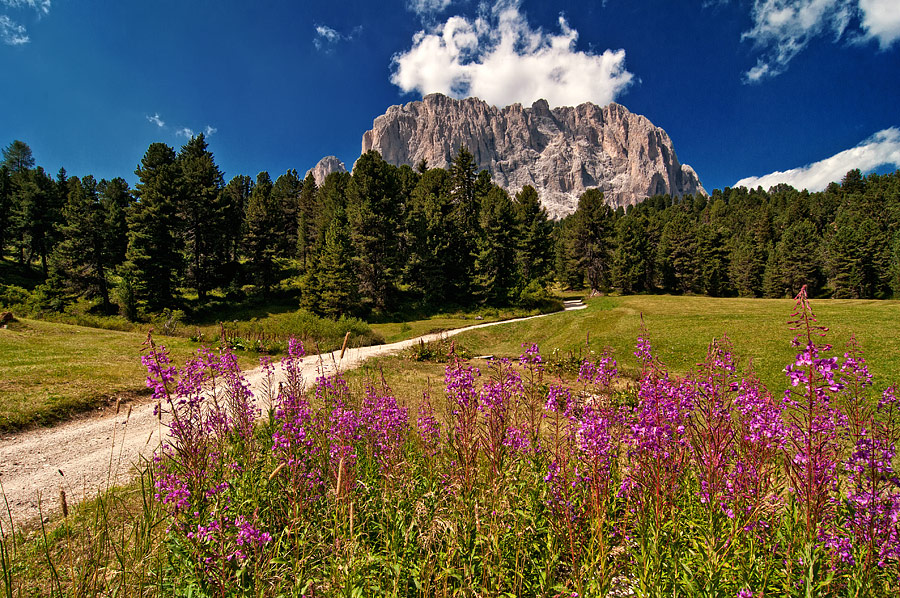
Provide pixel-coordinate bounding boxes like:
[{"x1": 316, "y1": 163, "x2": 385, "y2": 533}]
[{"x1": 0, "y1": 301, "x2": 585, "y2": 525}]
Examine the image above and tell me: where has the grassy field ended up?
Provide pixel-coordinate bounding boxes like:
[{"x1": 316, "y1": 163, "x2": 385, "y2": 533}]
[
  {"x1": 0, "y1": 319, "x2": 257, "y2": 433},
  {"x1": 453, "y1": 294, "x2": 900, "y2": 393}
]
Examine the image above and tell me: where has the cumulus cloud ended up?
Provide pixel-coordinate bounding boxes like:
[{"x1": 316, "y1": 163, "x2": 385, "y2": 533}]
[
  {"x1": 734, "y1": 127, "x2": 900, "y2": 191},
  {"x1": 858, "y1": 0, "x2": 900, "y2": 48},
  {"x1": 176, "y1": 127, "x2": 196, "y2": 139},
  {"x1": 0, "y1": 14, "x2": 27, "y2": 44},
  {"x1": 390, "y1": 0, "x2": 633, "y2": 108},
  {"x1": 205, "y1": 125, "x2": 217, "y2": 136},
  {"x1": 146, "y1": 113, "x2": 165, "y2": 127},
  {"x1": 741, "y1": 0, "x2": 900, "y2": 82}
]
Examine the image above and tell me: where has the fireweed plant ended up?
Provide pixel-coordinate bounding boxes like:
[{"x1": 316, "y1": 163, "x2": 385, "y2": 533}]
[{"x1": 61, "y1": 287, "x2": 899, "y2": 596}]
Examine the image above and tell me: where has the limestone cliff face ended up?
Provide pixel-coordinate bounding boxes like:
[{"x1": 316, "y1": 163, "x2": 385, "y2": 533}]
[
  {"x1": 361, "y1": 93, "x2": 705, "y2": 218},
  {"x1": 306, "y1": 155, "x2": 347, "y2": 187}
]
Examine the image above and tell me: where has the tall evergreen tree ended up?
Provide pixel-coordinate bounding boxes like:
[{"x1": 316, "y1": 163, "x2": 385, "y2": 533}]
[
  {"x1": 221, "y1": 175, "x2": 252, "y2": 265},
  {"x1": 271, "y1": 169, "x2": 303, "y2": 257},
  {"x1": 51, "y1": 176, "x2": 114, "y2": 310},
  {"x1": 1, "y1": 140, "x2": 34, "y2": 172},
  {"x1": 297, "y1": 172, "x2": 319, "y2": 271},
  {"x1": 0, "y1": 166, "x2": 11, "y2": 259},
  {"x1": 11, "y1": 167, "x2": 61, "y2": 276},
  {"x1": 570, "y1": 189, "x2": 616, "y2": 293},
  {"x1": 97, "y1": 177, "x2": 132, "y2": 266},
  {"x1": 403, "y1": 168, "x2": 455, "y2": 306},
  {"x1": 317, "y1": 208, "x2": 359, "y2": 318},
  {"x1": 513, "y1": 185, "x2": 553, "y2": 286},
  {"x1": 473, "y1": 186, "x2": 517, "y2": 304},
  {"x1": 242, "y1": 172, "x2": 278, "y2": 294},
  {"x1": 125, "y1": 142, "x2": 182, "y2": 311},
  {"x1": 176, "y1": 134, "x2": 226, "y2": 300},
  {"x1": 347, "y1": 151, "x2": 401, "y2": 312},
  {"x1": 612, "y1": 214, "x2": 651, "y2": 293}
]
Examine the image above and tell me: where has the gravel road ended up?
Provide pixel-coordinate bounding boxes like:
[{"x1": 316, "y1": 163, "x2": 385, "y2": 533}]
[{"x1": 0, "y1": 304, "x2": 583, "y2": 525}]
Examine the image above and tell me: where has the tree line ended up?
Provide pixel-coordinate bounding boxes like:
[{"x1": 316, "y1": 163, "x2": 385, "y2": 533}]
[
  {"x1": 0, "y1": 139, "x2": 556, "y2": 320},
  {"x1": 556, "y1": 168, "x2": 900, "y2": 299},
  {"x1": 2, "y1": 136, "x2": 899, "y2": 323}
]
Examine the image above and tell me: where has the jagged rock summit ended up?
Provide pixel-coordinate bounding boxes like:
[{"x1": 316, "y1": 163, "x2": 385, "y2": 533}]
[
  {"x1": 306, "y1": 155, "x2": 348, "y2": 187},
  {"x1": 361, "y1": 93, "x2": 706, "y2": 218}
]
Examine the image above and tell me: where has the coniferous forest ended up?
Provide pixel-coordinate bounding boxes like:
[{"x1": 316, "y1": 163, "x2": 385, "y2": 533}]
[{"x1": 2, "y1": 136, "x2": 900, "y2": 324}]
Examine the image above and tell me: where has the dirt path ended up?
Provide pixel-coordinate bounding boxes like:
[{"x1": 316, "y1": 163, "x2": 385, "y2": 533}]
[{"x1": 0, "y1": 304, "x2": 583, "y2": 526}]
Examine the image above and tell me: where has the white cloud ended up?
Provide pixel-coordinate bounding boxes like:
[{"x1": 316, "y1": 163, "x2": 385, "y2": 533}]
[
  {"x1": 734, "y1": 127, "x2": 900, "y2": 191},
  {"x1": 858, "y1": 0, "x2": 900, "y2": 48},
  {"x1": 741, "y1": 0, "x2": 851, "y2": 82},
  {"x1": 146, "y1": 113, "x2": 165, "y2": 127},
  {"x1": 314, "y1": 23, "x2": 361, "y2": 50},
  {"x1": 390, "y1": 0, "x2": 633, "y2": 108},
  {"x1": 740, "y1": 0, "x2": 900, "y2": 82},
  {"x1": 204, "y1": 125, "x2": 217, "y2": 136},
  {"x1": 1, "y1": 1, "x2": 52, "y2": 46},
  {"x1": 407, "y1": 0, "x2": 453, "y2": 18},
  {"x1": 0, "y1": 1, "x2": 51, "y2": 14},
  {"x1": 0, "y1": 14, "x2": 27, "y2": 45},
  {"x1": 176, "y1": 127, "x2": 196, "y2": 139}
]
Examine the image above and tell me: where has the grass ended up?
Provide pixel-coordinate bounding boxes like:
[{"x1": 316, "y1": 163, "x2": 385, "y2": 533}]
[
  {"x1": 454, "y1": 294, "x2": 900, "y2": 392},
  {"x1": 0, "y1": 318, "x2": 256, "y2": 433}
]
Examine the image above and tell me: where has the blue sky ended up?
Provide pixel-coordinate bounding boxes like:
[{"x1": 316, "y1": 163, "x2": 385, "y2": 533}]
[{"x1": 1, "y1": 0, "x2": 898, "y2": 194}]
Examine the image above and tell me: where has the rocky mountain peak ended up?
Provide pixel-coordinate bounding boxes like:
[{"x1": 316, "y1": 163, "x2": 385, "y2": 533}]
[
  {"x1": 360, "y1": 93, "x2": 706, "y2": 218},
  {"x1": 306, "y1": 155, "x2": 347, "y2": 187}
]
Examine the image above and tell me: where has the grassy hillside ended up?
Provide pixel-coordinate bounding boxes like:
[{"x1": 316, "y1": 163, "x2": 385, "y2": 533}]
[
  {"x1": 454, "y1": 295, "x2": 900, "y2": 392},
  {"x1": 0, "y1": 319, "x2": 255, "y2": 433}
]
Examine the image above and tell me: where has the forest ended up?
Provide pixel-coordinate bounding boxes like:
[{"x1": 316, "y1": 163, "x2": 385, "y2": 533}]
[{"x1": 1, "y1": 136, "x2": 899, "y2": 324}]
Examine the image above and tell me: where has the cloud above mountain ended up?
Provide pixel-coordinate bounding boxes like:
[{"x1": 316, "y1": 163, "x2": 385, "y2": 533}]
[
  {"x1": 734, "y1": 127, "x2": 900, "y2": 190},
  {"x1": 390, "y1": 0, "x2": 633, "y2": 108},
  {"x1": 741, "y1": 0, "x2": 900, "y2": 82}
]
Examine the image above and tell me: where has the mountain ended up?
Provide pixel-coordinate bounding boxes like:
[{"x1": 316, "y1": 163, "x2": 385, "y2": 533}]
[
  {"x1": 306, "y1": 155, "x2": 348, "y2": 187},
  {"x1": 360, "y1": 93, "x2": 706, "y2": 218}
]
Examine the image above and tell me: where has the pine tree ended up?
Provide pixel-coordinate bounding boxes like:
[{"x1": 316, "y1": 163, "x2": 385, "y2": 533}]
[
  {"x1": 473, "y1": 186, "x2": 517, "y2": 304},
  {"x1": 125, "y1": 142, "x2": 181, "y2": 311},
  {"x1": 317, "y1": 208, "x2": 359, "y2": 318},
  {"x1": 403, "y1": 168, "x2": 455, "y2": 306},
  {"x1": 513, "y1": 185, "x2": 553, "y2": 286},
  {"x1": 271, "y1": 169, "x2": 303, "y2": 257},
  {"x1": 570, "y1": 189, "x2": 616, "y2": 293},
  {"x1": 242, "y1": 172, "x2": 278, "y2": 294},
  {"x1": 347, "y1": 151, "x2": 401, "y2": 312},
  {"x1": 612, "y1": 214, "x2": 650, "y2": 293},
  {"x1": 177, "y1": 134, "x2": 226, "y2": 301},
  {"x1": 221, "y1": 175, "x2": 252, "y2": 265},
  {"x1": 97, "y1": 177, "x2": 132, "y2": 267},
  {"x1": 51, "y1": 176, "x2": 114, "y2": 310},
  {"x1": 0, "y1": 166, "x2": 11, "y2": 259},
  {"x1": 1, "y1": 140, "x2": 34, "y2": 172},
  {"x1": 297, "y1": 172, "x2": 319, "y2": 271}
]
